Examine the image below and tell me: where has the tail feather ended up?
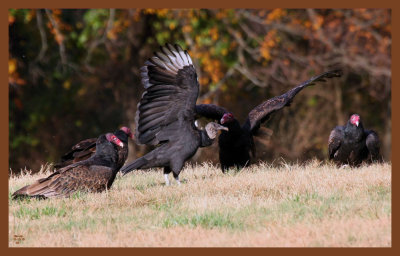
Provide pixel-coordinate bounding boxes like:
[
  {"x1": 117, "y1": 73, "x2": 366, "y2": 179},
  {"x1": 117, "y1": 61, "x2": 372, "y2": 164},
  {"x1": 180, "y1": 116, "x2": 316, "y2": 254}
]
[
  {"x1": 12, "y1": 174, "x2": 61, "y2": 199},
  {"x1": 11, "y1": 184, "x2": 31, "y2": 199},
  {"x1": 120, "y1": 157, "x2": 148, "y2": 175}
]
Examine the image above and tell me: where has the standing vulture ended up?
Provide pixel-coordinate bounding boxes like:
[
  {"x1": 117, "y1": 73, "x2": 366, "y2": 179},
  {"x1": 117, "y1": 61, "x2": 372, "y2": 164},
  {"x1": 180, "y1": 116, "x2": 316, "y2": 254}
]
[
  {"x1": 120, "y1": 43, "x2": 228, "y2": 185},
  {"x1": 12, "y1": 133, "x2": 124, "y2": 199},
  {"x1": 328, "y1": 114, "x2": 381, "y2": 166},
  {"x1": 54, "y1": 126, "x2": 133, "y2": 169},
  {"x1": 195, "y1": 69, "x2": 342, "y2": 171}
]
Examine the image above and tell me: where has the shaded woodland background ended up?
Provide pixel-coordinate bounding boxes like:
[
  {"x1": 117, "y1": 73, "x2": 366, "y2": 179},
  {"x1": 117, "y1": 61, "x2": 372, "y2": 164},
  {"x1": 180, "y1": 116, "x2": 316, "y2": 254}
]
[{"x1": 9, "y1": 9, "x2": 391, "y2": 173}]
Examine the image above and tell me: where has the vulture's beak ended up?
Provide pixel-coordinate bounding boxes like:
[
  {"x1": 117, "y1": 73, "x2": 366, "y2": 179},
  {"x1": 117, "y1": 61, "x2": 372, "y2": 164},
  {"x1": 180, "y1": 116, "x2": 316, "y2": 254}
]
[
  {"x1": 109, "y1": 134, "x2": 124, "y2": 148},
  {"x1": 355, "y1": 121, "x2": 359, "y2": 127},
  {"x1": 216, "y1": 124, "x2": 229, "y2": 131}
]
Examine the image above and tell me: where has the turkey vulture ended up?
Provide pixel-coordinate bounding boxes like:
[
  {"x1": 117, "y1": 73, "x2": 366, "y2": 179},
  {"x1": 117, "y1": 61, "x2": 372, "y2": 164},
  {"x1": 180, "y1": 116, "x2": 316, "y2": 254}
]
[
  {"x1": 328, "y1": 114, "x2": 381, "y2": 166},
  {"x1": 54, "y1": 126, "x2": 133, "y2": 169},
  {"x1": 120, "y1": 43, "x2": 228, "y2": 185},
  {"x1": 195, "y1": 69, "x2": 342, "y2": 171},
  {"x1": 12, "y1": 133, "x2": 124, "y2": 199}
]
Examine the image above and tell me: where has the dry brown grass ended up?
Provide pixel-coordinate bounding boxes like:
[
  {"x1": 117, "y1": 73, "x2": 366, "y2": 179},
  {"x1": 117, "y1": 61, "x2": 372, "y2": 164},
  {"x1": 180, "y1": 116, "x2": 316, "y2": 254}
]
[{"x1": 9, "y1": 161, "x2": 391, "y2": 247}]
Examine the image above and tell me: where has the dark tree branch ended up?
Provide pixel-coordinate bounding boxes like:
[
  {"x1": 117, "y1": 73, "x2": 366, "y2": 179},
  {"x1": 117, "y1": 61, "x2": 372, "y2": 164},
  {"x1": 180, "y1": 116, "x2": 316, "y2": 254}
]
[
  {"x1": 85, "y1": 9, "x2": 116, "y2": 72},
  {"x1": 45, "y1": 9, "x2": 67, "y2": 68},
  {"x1": 35, "y1": 10, "x2": 48, "y2": 63}
]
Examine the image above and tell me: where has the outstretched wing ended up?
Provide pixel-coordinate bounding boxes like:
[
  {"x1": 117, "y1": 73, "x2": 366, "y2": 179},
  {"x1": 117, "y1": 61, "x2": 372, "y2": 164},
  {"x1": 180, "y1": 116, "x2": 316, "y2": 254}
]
[
  {"x1": 328, "y1": 126, "x2": 344, "y2": 159},
  {"x1": 135, "y1": 43, "x2": 199, "y2": 145},
  {"x1": 365, "y1": 130, "x2": 380, "y2": 160},
  {"x1": 243, "y1": 69, "x2": 342, "y2": 133},
  {"x1": 195, "y1": 104, "x2": 229, "y2": 121}
]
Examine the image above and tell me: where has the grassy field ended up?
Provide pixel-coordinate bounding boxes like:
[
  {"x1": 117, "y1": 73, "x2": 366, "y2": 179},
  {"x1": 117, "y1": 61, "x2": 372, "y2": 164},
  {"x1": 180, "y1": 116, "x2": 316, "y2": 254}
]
[{"x1": 9, "y1": 161, "x2": 391, "y2": 247}]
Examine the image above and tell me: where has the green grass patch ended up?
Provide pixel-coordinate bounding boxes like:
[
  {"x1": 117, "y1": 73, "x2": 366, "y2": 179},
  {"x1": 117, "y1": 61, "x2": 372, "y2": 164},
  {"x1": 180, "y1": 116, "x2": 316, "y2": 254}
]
[
  {"x1": 14, "y1": 205, "x2": 67, "y2": 219},
  {"x1": 162, "y1": 211, "x2": 243, "y2": 229}
]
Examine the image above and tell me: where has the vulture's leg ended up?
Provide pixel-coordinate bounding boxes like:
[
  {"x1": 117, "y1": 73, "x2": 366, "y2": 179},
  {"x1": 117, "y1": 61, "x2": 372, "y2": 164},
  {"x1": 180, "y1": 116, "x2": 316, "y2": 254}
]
[
  {"x1": 164, "y1": 174, "x2": 170, "y2": 186},
  {"x1": 163, "y1": 167, "x2": 172, "y2": 186},
  {"x1": 171, "y1": 161, "x2": 184, "y2": 186},
  {"x1": 173, "y1": 172, "x2": 181, "y2": 186}
]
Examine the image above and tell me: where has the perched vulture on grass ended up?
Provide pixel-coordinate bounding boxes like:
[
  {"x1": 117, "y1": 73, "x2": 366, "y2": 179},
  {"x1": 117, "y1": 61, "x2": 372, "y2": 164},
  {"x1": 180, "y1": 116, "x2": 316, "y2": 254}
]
[
  {"x1": 12, "y1": 133, "x2": 124, "y2": 199},
  {"x1": 328, "y1": 114, "x2": 381, "y2": 166},
  {"x1": 120, "y1": 43, "x2": 227, "y2": 185},
  {"x1": 54, "y1": 126, "x2": 133, "y2": 170}
]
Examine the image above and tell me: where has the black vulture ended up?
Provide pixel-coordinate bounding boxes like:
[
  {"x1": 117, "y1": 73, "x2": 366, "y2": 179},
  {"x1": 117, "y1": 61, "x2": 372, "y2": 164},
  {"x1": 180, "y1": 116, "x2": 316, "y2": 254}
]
[
  {"x1": 328, "y1": 114, "x2": 381, "y2": 166},
  {"x1": 195, "y1": 69, "x2": 342, "y2": 171},
  {"x1": 120, "y1": 43, "x2": 228, "y2": 185},
  {"x1": 12, "y1": 133, "x2": 124, "y2": 199},
  {"x1": 54, "y1": 126, "x2": 133, "y2": 170}
]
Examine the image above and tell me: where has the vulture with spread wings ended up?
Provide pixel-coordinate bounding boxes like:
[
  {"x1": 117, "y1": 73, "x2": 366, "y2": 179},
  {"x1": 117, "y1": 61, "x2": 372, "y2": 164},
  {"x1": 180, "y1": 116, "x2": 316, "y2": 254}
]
[
  {"x1": 196, "y1": 69, "x2": 342, "y2": 171},
  {"x1": 328, "y1": 114, "x2": 381, "y2": 166},
  {"x1": 120, "y1": 43, "x2": 227, "y2": 185},
  {"x1": 12, "y1": 133, "x2": 124, "y2": 199},
  {"x1": 54, "y1": 127, "x2": 133, "y2": 170}
]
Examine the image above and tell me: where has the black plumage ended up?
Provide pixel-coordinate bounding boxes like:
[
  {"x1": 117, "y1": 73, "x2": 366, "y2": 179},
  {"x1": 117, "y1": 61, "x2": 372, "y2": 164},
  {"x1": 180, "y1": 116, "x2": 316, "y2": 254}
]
[
  {"x1": 12, "y1": 133, "x2": 124, "y2": 199},
  {"x1": 54, "y1": 126, "x2": 133, "y2": 169},
  {"x1": 195, "y1": 69, "x2": 342, "y2": 171},
  {"x1": 328, "y1": 114, "x2": 381, "y2": 166},
  {"x1": 120, "y1": 43, "x2": 228, "y2": 185}
]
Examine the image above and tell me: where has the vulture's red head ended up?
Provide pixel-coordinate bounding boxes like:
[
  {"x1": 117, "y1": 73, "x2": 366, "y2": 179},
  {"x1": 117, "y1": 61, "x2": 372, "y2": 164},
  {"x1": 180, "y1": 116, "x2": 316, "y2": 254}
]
[
  {"x1": 120, "y1": 126, "x2": 134, "y2": 139},
  {"x1": 220, "y1": 113, "x2": 235, "y2": 125},
  {"x1": 106, "y1": 133, "x2": 124, "y2": 148},
  {"x1": 350, "y1": 114, "x2": 360, "y2": 127}
]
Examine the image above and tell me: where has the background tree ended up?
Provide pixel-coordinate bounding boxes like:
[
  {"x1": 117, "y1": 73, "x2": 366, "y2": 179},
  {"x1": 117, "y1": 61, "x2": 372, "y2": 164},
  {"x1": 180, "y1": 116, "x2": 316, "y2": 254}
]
[{"x1": 9, "y1": 9, "x2": 391, "y2": 173}]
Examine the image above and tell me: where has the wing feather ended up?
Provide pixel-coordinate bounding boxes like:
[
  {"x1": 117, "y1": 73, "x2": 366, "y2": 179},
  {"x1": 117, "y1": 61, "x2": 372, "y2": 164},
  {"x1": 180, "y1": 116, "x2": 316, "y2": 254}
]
[
  {"x1": 365, "y1": 130, "x2": 380, "y2": 160},
  {"x1": 175, "y1": 44, "x2": 189, "y2": 66},
  {"x1": 139, "y1": 101, "x2": 170, "y2": 111},
  {"x1": 139, "y1": 106, "x2": 169, "y2": 117},
  {"x1": 138, "y1": 116, "x2": 166, "y2": 133},
  {"x1": 135, "y1": 44, "x2": 199, "y2": 145},
  {"x1": 243, "y1": 69, "x2": 342, "y2": 132},
  {"x1": 139, "y1": 112, "x2": 166, "y2": 127},
  {"x1": 70, "y1": 138, "x2": 97, "y2": 151},
  {"x1": 55, "y1": 138, "x2": 97, "y2": 168},
  {"x1": 328, "y1": 126, "x2": 344, "y2": 159},
  {"x1": 184, "y1": 50, "x2": 193, "y2": 65},
  {"x1": 12, "y1": 164, "x2": 115, "y2": 199}
]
